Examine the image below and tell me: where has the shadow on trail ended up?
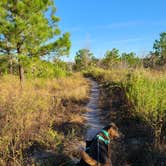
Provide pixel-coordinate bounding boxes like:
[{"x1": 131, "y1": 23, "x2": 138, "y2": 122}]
[
  {"x1": 24, "y1": 140, "x2": 74, "y2": 166},
  {"x1": 53, "y1": 121, "x2": 86, "y2": 137},
  {"x1": 26, "y1": 78, "x2": 166, "y2": 165},
  {"x1": 99, "y1": 83, "x2": 166, "y2": 166},
  {"x1": 25, "y1": 99, "x2": 87, "y2": 165}
]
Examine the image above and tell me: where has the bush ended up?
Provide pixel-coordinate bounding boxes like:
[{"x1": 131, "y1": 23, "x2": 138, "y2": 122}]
[
  {"x1": 124, "y1": 70, "x2": 166, "y2": 143},
  {"x1": 22, "y1": 57, "x2": 67, "y2": 78}
]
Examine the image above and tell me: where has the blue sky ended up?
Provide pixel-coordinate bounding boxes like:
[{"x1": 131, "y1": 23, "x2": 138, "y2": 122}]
[{"x1": 55, "y1": 0, "x2": 166, "y2": 61}]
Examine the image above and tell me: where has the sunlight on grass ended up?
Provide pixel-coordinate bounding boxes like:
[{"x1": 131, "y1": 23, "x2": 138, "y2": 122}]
[{"x1": 0, "y1": 73, "x2": 89, "y2": 165}]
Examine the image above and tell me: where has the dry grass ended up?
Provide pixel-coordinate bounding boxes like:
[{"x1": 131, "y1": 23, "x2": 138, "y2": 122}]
[
  {"x1": 0, "y1": 73, "x2": 89, "y2": 165},
  {"x1": 85, "y1": 67, "x2": 128, "y2": 83}
]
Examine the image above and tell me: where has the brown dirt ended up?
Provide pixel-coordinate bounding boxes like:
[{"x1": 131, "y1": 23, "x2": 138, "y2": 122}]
[{"x1": 25, "y1": 99, "x2": 89, "y2": 166}]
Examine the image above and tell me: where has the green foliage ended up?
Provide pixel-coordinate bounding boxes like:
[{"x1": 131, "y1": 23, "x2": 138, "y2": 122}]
[
  {"x1": 24, "y1": 57, "x2": 67, "y2": 78},
  {"x1": 76, "y1": 48, "x2": 141, "y2": 70},
  {"x1": 145, "y1": 32, "x2": 166, "y2": 68},
  {"x1": 0, "y1": 55, "x2": 68, "y2": 78},
  {"x1": 124, "y1": 71, "x2": 166, "y2": 143},
  {"x1": 74, "y1": 49, "x2": 94, "y2": 71},
  {"x1": 125, "y1": 71, "x2": 166, "y2": 118},
  {"x1": 105, "y1": 48, "x2": 119, "y2": 59},
  {"x1": 53, "y1": 59, "x2": 68, "y2": 71},
  {"x1": 0, "y1": 0, "x2": 71, "y2": 80},
  {"x1": 121, "y1": 52, "x2": 141, "y2": 67},
  {"x1": 153, "y1": 32, "x2": 166, "y2": 58},
  {"x1": 84, "y1": 67, "x2": 127, "y2": 84},
  {"x1": 0, "y1": 55, "x2": 9, "y2": 74},
  {"x1": 102, "y1": 48, "x2": 120, "y2": 68},
  {"x1": 0, "y1": 55, "x2": 17, "y2": 74},
  {"x1": 85, "y1": 67, "x2": 166, "y2": 144}
]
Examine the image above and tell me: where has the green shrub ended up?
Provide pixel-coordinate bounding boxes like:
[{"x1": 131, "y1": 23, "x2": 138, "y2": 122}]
[
  {"x1": 85, "y1": 67, "x2": 166, "y2": 144},
  {"x1": 124, "y1": 70, "x2": 166, "y2": 143},
  {"x1": 21, "y1": 57, "x2": 67, "y2": 78}
]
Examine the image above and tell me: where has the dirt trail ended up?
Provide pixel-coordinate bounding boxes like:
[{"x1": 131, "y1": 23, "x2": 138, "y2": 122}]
[
  {"x1": 29, "y1": 79, "x2": 166, "y2": 165},
  {"x1": 84, "y1": 79, "x2": 105, "y2": 140},
  {"x1": 80, "y1": 78, "x2": 166, "y2": 165}
]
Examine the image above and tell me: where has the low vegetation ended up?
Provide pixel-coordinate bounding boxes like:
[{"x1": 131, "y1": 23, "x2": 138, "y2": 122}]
[
  {"x1": 0, "y1": 0, "x2": 166, "y2": 165},
  {"x1": 84, "y1": 67, "x2": 166, "y2": 146},
  {"x1": 0, "y1": 74, "x2": 89, "y2": 165},
  {"x1": 125, "y1": 69, "x2": 166, "y2": 144}
]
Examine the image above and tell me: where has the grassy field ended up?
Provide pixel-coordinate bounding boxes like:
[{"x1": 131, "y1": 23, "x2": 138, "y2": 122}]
[
  {"x1": 0, "y1": 73, "x2": 89, "y2": 165},
  {"x1": 0, "y1": 68, "x2": 166, "y2": 165}
]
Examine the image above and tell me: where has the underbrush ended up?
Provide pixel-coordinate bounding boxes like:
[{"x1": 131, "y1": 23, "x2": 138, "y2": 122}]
[
  {"x1": 84, "y1": 67, "x2": 128, "y2": 83},
  {"x1": 124, "y1": 70, "x2": 166, "y2": 144},
  {"x1": 0, "y1": 73, "x2": 89, "y2": 165}
]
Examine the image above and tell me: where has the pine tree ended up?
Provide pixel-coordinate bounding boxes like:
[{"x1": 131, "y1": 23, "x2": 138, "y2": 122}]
[{"x1": 0, "y1": 0, "x2": 71, "y2": 81}]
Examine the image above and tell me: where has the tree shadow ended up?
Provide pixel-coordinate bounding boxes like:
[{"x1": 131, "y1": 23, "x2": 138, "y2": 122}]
[
  {"x1": 52, "y1": 121, "x2": 86, "y2": 137},
  {"x1": 99, "y1": 83, "x2": 166, "y2": 166},
  {"x1": 24, "y1": 140, "x2": 76, "y2": 166},
  {"x1": 23, "y1": 121, "x2": 86, "y2": 165}
]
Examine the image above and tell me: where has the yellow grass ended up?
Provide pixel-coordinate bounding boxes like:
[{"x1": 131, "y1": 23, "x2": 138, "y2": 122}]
[{"x1": 0, "y1": 73, "x2": 89, "y2": 165}]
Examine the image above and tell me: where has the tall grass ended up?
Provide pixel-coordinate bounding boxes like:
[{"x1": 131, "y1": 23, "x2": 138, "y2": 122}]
[
  {"x1": 84, "y1": 67, "x2": 128, "y2": 83},
  {"x1": 124, "y1": 70, "x2": 166, "y2": 143},
  {"x1": 0, "y1": 73, "x2": 89, "y2": 165},
  {"x1": 85, "y1": 67, "x2": 166, "y2": 144}
]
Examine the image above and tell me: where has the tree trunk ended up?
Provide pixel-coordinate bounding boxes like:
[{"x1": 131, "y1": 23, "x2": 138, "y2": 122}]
[
  {"x1": 9, "y1": 55, "x2": 13, "y2": 74},
  {"x1": 17, "y1": 46, "x2": 24, "y2": 83},
  {"x1": 19, "y1": 63, "x2": 24, "y2": 83}
]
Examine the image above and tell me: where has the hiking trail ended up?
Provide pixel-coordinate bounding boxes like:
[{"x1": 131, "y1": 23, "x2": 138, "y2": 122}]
[{"x1": 84, "y1": 79, "x2": 104, "y2": 140}]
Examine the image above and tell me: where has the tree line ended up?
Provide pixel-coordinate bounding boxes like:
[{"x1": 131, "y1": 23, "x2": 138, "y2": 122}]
[
  {"x1": 74, "y1": 32, "x2": 166, "y2": 71},
  {"x1": 0, "y1": 1, "x2": 166, "y2": 79}
]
